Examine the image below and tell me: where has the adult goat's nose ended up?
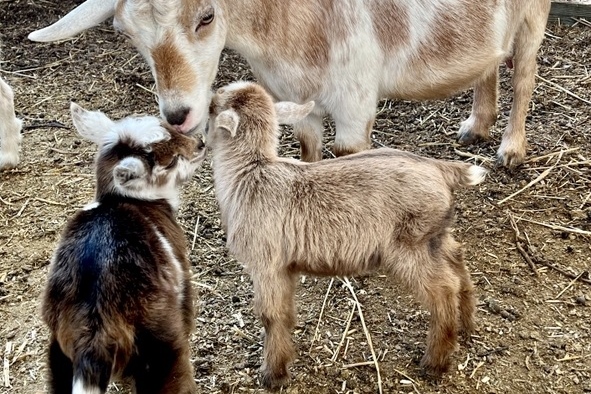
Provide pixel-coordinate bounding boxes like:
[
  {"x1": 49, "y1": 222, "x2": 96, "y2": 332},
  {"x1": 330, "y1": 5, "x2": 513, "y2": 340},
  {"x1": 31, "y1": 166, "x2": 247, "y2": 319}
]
[{"x1": 165, "y1": 107, "x2": 190, "y2": 126}]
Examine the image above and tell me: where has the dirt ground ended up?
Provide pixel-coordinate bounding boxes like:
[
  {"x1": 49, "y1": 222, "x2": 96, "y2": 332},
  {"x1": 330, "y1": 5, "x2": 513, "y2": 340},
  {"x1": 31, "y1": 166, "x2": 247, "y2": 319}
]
[{"x1": 1, "y1": 1, "x2": 590, "y2": 393}]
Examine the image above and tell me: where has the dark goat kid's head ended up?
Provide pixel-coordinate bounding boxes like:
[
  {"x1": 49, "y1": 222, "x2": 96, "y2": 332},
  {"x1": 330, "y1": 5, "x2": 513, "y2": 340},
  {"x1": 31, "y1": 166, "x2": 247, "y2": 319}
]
[{"x1": 70, "y1": 102, "x2": 206, "y2": 208}]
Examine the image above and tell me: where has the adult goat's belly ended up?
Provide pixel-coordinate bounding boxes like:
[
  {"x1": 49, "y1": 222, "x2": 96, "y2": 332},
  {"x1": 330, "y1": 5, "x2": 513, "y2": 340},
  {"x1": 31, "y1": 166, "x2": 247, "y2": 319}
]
[{"x1": 380, "y1": 46, "x2": 509, "y2": 101}]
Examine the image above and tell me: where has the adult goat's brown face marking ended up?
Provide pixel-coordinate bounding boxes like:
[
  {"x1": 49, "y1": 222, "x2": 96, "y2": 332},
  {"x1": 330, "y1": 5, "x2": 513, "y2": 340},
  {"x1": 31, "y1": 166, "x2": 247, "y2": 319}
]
[{"x1": 151, "y1": 33, "x2": 197, "y2": 93}]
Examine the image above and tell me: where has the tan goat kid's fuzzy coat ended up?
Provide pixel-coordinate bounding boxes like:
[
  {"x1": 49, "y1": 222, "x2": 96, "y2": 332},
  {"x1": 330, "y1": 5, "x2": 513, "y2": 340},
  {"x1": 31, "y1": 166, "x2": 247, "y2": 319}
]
[{"x1": 206, "y1": 81, "x2": 487, "y2": 389}]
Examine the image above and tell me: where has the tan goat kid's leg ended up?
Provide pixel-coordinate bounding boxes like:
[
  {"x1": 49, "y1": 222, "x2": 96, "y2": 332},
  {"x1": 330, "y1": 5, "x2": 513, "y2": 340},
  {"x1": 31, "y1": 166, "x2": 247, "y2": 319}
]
[
  {"x1": 393, "y1": 246, "x2": 463, "y2": 376},
  {"x1": 253, "y1": 269, "x2": 298, "y2": 389},
  {"x1": 442, "y1": 234, "x2": 476, "y2": 337}
]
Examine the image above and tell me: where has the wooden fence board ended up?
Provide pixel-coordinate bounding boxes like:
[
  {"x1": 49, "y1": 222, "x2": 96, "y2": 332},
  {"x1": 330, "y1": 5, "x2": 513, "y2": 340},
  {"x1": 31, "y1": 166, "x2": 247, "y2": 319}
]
[{"x1": 549, "y1": 1, "x2": 591, "y2": 25}]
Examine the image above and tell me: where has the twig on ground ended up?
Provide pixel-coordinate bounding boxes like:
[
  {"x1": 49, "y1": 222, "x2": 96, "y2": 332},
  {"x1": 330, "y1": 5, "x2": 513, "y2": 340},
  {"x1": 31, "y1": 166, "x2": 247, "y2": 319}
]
[
  {"x1": 310, "y1": 278, "x2": 334, "y2": 352},
  {"x1": 518, "y1": 217, "x2": 591, "y2": 236},
  {"x1": 342, "y1": 360, "x2": 375, "y2": 368},
  {"x1": 454, "y1": 149, "x2": 493, "y2": 163},
  {"x1": 331, "y1": 301, "x2": 356, "y2": 362},
  {"x1": 533, "y1": 258, "x2": 591, "y2": 286},
  {"x1": 536, "y1": 74, "x2": 591, "y2": 105},
  {"x1": 469, "y1": 361, "x2": 485, "y2": 379},
  {"x1": 3, "y1": 341, "x2": 11, "y2": 388},
  {"x1": 48, "y1": 147, "x2": 78, "y2": 155},
  {"x1": 525, "y1": 147, "x2": 579, "y2": 164},
  {"x1": 341, "y1": 277, "x2": 383, "y2": 394},
  {"x1": 191, "y1": 216, "x2": 200, "y2": 251},
  {"x1": 580, "y1": 192, "x2": 591, "y2": 209},
  {"x1": 498, "y1": 151, "x2": 563, "y2": 205},
  {"x1": 508, "y1": 213, "x2": 540, "y2": 278},
  {"x1": 33, "y1": 197, "x2": 67, "y2": 207},
  {"x1": 15, "y1": 198, "x2": 30, "y2": 217},
  {"x1": 509, "y1": 213, "x2": 591, "y2": 285},
  {"x1": 555, "y1": 272, "x2": 584, "y2": 299},
  {"x1": 135, "y1": 83, "x2": 157, "y2": 97},
  {"x1": 22, "y1": 121, "x2": 68, "y2": 130}
]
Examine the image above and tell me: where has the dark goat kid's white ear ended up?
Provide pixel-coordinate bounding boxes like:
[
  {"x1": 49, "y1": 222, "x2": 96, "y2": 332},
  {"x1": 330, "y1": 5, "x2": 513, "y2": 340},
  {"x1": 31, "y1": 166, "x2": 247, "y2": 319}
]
[
  {"x1": 113, "y1": 157, "x2": 146, "y2": 187},
  {"x1": 274, "y1": 101, "x2": 314, "y2": 125},
  {"x1": 70, "y1": 102, "x2": 114, "y2": 145},
  {"x1": 215, "y1": 109, "x2": 240, "y2": 137}
]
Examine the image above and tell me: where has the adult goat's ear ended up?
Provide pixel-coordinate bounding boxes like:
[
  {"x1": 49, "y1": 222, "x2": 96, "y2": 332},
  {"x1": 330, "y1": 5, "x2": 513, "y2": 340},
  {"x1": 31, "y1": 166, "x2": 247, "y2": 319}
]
[
  {"x1": 70, "y1": 102, "x2": 114, "y2": 145},
  {"x1": 214, "y1": 109, "x2": 240, "y2": 137},
  {"x1": 275, "y1": 101, "x2": 314, "y2": 125}
]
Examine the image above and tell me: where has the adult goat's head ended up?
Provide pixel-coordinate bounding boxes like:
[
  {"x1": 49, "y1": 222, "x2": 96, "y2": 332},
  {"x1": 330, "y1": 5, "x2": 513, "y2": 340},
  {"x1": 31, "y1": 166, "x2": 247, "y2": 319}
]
[{"x1": 30, "y1": 0, "x2": 227, "y2": 134}]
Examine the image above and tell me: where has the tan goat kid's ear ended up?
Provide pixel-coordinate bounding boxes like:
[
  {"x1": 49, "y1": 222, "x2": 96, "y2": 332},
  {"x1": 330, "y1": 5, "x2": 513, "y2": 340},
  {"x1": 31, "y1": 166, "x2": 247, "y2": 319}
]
[
  {"x1": 70, "y1": 102, "x2": 115, "y2": 145},
  {"x1": 274, "y1": 101, "x2": 315, "y2": 125},
  {"x1": 215, "y1": 109, "x2": 240, "y2": 137}
]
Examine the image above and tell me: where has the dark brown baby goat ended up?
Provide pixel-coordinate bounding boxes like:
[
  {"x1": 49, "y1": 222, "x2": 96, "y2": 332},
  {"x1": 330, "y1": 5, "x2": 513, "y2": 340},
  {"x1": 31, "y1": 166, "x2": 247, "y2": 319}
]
[
  {"x1": 206, "y1": 81, "x2": 487, "y2": 389},
  {"x1": 42, "y1": 103, "x2": 205, "y2": 394}
]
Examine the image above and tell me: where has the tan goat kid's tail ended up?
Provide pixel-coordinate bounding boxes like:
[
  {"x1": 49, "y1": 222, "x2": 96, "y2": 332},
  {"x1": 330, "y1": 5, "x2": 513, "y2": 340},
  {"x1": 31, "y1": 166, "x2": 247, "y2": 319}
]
[{"x1": 435, "y1": 162, "x2": 488, "y2": 189}]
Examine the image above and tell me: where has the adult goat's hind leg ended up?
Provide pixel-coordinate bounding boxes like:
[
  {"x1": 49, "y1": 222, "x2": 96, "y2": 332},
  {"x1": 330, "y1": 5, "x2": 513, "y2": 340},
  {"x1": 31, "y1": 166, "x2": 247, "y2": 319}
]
[
  {"x1": 458, "y1": 65, "x2": 498, "y2": 145},
  {"x1": 253, "y1": 268, "x2": 298, "y2": 389},
  {"x1": 497, "y1": 2, "x2": 551, "y2": 168}
]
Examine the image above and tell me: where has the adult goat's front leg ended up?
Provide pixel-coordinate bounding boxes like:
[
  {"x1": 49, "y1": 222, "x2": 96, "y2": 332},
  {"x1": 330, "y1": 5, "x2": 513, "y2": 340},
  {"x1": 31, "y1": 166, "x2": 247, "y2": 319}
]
[
  {"x1": 253, "y1": 269, "x2": 298, "y2": 389},
  {"x1": 332, "y1": 92, "x2": 376, "y2": 158},
  {"x1": 293, "y1": 113, "x2": 323, "y2": 162},
  {"x1": 458, "y1": 65, "x2": 498, "y2": 145}
]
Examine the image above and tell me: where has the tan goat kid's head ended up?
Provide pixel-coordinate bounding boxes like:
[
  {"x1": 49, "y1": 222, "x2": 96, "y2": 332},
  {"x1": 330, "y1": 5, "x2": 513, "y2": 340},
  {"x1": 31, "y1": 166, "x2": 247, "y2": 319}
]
[
  {"x1": 31, "y1": 0, "x2": 228, "y2": 134},
  {"x1": 206, "y1": 82, "x2": 314, "y2": 155}
]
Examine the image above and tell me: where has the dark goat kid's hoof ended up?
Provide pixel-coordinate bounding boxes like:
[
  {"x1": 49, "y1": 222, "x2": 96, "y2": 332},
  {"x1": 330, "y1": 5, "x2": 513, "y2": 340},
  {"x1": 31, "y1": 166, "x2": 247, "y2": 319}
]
[
  {"x1": 420, "y1": 356, "x2": 451, "y2": 381},
  {"x1": 260, "y1": 368, "x2": 290, "y2": 391}
]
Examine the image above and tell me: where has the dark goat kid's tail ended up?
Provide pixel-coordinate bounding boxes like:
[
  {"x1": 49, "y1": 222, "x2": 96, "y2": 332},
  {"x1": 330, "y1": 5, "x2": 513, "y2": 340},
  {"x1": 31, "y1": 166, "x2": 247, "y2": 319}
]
[{"x1": 71, "y1": 345, "x2": 113, "y2": 394}]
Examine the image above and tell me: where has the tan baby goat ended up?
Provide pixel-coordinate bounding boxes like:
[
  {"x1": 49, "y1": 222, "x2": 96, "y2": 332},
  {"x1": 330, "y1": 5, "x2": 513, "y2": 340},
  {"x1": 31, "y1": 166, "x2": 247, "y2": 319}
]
[
  {"x1": 42, "y1": 104, "x2": 205, "y2": 394},
  {"x1": 206, "y1": 81, "x2": 487, "y2": 389}
]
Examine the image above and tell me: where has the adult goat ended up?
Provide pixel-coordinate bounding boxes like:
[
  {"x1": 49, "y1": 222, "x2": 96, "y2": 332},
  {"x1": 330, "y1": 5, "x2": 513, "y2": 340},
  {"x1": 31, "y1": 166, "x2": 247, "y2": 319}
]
[{"x1": 29, "y1": 0, "x2": 551, "y2": 167}]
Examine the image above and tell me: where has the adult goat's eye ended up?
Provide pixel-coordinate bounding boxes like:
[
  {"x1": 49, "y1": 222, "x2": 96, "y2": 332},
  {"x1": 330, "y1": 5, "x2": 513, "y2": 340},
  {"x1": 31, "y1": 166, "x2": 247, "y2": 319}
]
[
  {"x1": 165, "y1": 155, "x2": 179, "y2": 169},
  {"x1": 198, "y1": 11, "x2": 214, "y2": 29}
]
